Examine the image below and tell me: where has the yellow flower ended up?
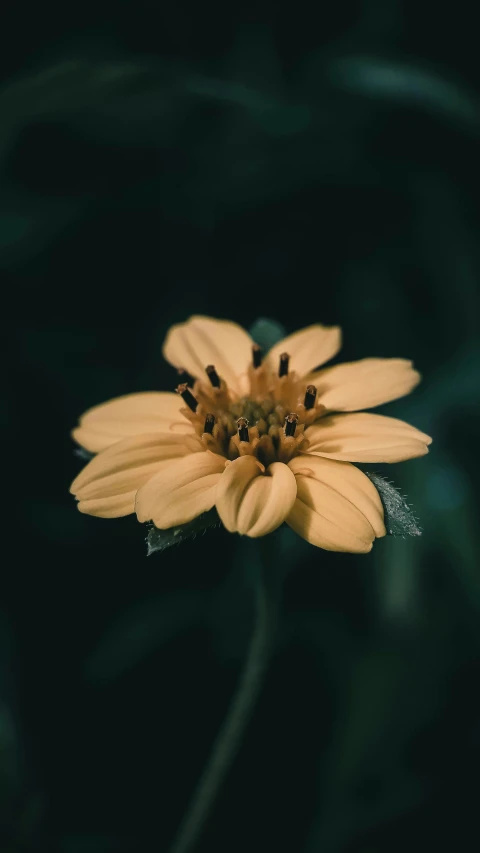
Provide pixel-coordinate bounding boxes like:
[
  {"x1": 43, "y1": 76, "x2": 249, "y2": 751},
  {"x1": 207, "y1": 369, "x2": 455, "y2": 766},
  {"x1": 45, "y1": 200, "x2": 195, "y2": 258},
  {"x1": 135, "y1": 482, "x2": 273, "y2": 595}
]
[{"x1": 70, "y1": 316, "x2": 431, "y2": 553}]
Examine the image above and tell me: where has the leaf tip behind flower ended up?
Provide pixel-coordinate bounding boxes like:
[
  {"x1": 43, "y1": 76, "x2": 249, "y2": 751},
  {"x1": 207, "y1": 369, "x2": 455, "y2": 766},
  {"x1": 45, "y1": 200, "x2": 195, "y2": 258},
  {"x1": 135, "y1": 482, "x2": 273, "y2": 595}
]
[
  {"x1": 248, "y1": 317, "x2": 287, "y2": 350},
  {"x1": 146, "y1": 508, "x2": 222, "y2": 556},
  {"x1": 365, "y1": 472, "x2": 422, "y2": 537}
]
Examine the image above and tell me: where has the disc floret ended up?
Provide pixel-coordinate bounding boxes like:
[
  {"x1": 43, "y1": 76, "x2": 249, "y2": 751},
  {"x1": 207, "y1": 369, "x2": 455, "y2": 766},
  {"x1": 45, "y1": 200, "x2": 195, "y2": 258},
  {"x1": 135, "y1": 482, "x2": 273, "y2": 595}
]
[{"x1": 175, "y1": 349, "x2": 325, "y2": 464}]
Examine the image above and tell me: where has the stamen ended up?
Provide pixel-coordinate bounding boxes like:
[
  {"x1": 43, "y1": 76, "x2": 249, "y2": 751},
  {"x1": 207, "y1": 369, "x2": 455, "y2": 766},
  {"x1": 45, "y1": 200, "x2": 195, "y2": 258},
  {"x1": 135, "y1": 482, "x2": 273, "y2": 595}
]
[
  {"x1": 284, "y1": 413, "x2": 299, "y2": 437},
  {"x1": 304, "y1": 384, "x2": 317, "y2": 410},
  {"x1": 237, "y1": 417, "x2": 249, "y2": 442},
  {"x1": 252, "y1": 344, "x2": 263, "y2": 368},
  {"x1": 176, "y1": 383, "x2": 198, "y2": 412},
  {"x1": 206, "y1": 365, "x2": 221, "y2": 388},
  {"x1": 204, "y1": 414, "x2": 215, "y2": 434},
  {"x1": 176, "y1": 367, "x2": 194, "y2": 386},
  {"x1": 278, "y1": 352, "x2": 290, "y2": 377}
]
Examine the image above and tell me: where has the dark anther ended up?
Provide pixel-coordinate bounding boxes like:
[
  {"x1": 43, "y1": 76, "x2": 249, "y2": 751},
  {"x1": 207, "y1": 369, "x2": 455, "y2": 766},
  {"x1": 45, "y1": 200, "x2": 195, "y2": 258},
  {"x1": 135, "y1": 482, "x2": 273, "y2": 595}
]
[
  {"x1": 176, "y1": 367, "x2": 194, "y2": 387},
  {"x1": 278, "y1": 352, "x2": 290, "y2": 377},
  {"x1": 176, "y1": 383, "x2": 198, "y2": 412},
  {"x1": 237, "y1": 417, "x2": 249, "y2": 442},
  {"x1": 206, "y1": 365, "x2": 221, "y2": 388},
  {"x1": 304, "y1": 384, "x2": 317, "y2": 410},
  {"x1": 204, "y1": 414, "x2": 215, "y2": 434},
  {"x1": 252, "y1": 344, "x2": 263, "y2": 368},
  {"x1": 284, "y1": 413, "x2": 299, "y2": 437}
]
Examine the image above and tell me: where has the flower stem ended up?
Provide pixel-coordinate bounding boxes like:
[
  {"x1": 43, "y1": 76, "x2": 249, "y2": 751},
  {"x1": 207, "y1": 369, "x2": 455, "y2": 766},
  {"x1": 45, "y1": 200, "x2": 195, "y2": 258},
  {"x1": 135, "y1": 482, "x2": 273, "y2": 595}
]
[{"x1": 168, "y1": 539, "x2": 284, "y2": 853}]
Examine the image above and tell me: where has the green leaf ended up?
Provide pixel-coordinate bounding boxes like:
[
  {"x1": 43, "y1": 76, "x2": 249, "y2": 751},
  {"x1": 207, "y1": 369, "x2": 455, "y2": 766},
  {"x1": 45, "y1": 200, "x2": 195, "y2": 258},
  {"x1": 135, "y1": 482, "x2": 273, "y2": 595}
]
[
  {"x1": 146, "y1": 507, "x2": 221, "y2": 556},
  {"x1": 327, "y1": 55, "x2": 480, "y2": 132},
  {"x1": 74, "y1": 447, "x2": 94, "y2": 461},
  {"x1": 365, "y1": 473, "x2": 422, "y2": 537},
  {"x1": 248, "y1": 317, "x2": 286, "y2": 350}
]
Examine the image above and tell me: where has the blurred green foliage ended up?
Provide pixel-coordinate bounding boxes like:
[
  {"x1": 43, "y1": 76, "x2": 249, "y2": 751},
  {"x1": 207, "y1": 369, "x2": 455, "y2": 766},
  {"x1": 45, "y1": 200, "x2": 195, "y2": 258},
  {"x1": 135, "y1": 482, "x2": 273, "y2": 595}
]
[{"x1": 2, "y1": 2, "x2": 480, "y2": 851}]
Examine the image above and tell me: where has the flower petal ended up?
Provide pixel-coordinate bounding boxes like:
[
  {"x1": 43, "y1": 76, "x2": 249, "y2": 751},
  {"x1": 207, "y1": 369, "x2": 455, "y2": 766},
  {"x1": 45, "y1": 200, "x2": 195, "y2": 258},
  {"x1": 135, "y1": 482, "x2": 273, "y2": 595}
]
[
  {"x1": 304, "y1": 412, "x2": 432, "y2": 462},
  {"x1": 287, "y1": 456, "x2": 386, "y2": 552},
  {"x1": 266, "y1": 324, "x2": 341, "y2": 377},
  {"x1": 71, "y1": 433, "x2": 197, "y2": 518},
  {"x1": 72, "y1": 392, "x2": 193, "y2": 453},
  {"x1": 289, "y1": 455, "x2": 385, "y2": 538},
  {"x1": 77, "y1": 492, "x2": 138, "y2": 518},
  {"x1": 307, "y1": 358, "x2": 421, "y2": 411},
  {"x1": 216, "y1": 456, "x2": 297, "y2": 538},
  {"x1": 135, "y1": 450, "x2": 226, "y2": 528},
  {"x1": 162, "y1": 315, "x2": 253, "y2": 395},
  {"x1": 71, "y1": 433, "x2": 197, "y2": 493}
]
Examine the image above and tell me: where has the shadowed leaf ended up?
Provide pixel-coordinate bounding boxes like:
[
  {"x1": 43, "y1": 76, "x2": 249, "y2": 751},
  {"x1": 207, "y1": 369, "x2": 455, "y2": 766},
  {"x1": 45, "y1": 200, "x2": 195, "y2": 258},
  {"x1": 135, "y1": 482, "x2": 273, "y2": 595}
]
[
  {"x1": 146, "y1": 508, "x2": 221, "y2": 556},
  {"x1": 74, "y1": 448, "x2": 94, "y2": 461},
  {"x1": 366, "y1": 473, "x2": 422, "y2": 536},
  {"x1": 248, "y1": 317, "x2": 286, "y2": 350},
  {"x1": 328, "y1": 54, "x2": 480, "y2": 132}
]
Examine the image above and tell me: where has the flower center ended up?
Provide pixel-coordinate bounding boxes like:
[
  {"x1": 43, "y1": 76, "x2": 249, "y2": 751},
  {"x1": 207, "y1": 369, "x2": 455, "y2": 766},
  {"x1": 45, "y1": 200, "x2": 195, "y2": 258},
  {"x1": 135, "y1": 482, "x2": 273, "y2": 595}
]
[{"x1": 175, "y1": 346, "x2": 325, "y2": 464}]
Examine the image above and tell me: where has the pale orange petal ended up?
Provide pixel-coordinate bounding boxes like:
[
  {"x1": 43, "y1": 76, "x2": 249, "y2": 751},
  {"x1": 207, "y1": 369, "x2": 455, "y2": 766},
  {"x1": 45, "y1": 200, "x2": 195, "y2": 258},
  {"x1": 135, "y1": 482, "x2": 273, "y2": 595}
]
[
  {"x1": 266, "y1": 324, "x2": 341, "y2": 377},
  {"x1": 286, "y1": 456, "x2": 385, "y2": 552},
  {"x1": 306, "y1": 358, "x2": 420, "y2": 411},
  {"x1": 288, "y1": 455, "x2": 385, "y2": 538},
  {"x1": 71, "y1": 433, "x2": 197, "y2": 493},
  {"x1": 304, "y1": 412, "x2": 432, "y2": 462},
  {"x1": 216, "y1": 456, "x2": 297, "y2": 538},
  {"x1": 71, "y1": 433, "x2": 197, "y2": 518},
  {"x1": 72, "y1": 392, "x2": 192, "y2": 453},
  {"x1": 135, "y1": 450, "x2": 226, "y2": 528},
  {"x1": 162, "y1": 315, "x2": 253, "y2": 395},
  {"x1": 78, "y1": 492, "x2": 138, "y2": 519}
]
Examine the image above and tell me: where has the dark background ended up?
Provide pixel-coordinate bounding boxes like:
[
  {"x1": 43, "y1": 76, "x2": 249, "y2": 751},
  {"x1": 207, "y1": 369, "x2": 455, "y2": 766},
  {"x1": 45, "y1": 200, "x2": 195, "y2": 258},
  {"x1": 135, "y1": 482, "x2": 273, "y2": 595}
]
[{"x1": 2, "y1": 2, "x2": 480, "y2": 851}]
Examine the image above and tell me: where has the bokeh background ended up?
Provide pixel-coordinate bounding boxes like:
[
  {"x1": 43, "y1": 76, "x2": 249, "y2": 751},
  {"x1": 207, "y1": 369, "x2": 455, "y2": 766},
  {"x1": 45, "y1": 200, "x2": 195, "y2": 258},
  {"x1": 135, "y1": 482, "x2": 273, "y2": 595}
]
[{"x1": 2, "y1": 2, "x2": 480, "y2": 851}]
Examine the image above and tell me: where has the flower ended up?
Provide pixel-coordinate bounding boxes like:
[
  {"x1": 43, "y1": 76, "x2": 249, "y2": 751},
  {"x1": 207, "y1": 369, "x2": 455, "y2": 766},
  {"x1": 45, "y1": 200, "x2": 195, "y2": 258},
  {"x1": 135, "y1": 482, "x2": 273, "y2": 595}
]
[{"x1": 70, "y1": 316, "x2": 431, "y2": 552}]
